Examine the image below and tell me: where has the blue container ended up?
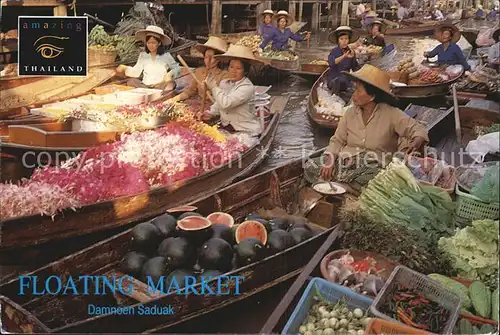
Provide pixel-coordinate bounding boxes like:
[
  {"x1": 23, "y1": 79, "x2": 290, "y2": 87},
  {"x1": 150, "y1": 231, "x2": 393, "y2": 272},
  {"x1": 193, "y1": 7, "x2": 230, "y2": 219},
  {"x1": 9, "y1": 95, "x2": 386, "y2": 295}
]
[{"x1": 282, "y1": 278, "x2": 374, "y2": 335}]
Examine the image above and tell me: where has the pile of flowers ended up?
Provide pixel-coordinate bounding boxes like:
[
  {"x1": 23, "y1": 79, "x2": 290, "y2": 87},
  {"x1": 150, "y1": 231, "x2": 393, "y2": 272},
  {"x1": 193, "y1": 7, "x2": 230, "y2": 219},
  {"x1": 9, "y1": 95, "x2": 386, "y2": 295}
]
[{"x1": 1, "y1": 121, "x2": 255, "y2": 220}]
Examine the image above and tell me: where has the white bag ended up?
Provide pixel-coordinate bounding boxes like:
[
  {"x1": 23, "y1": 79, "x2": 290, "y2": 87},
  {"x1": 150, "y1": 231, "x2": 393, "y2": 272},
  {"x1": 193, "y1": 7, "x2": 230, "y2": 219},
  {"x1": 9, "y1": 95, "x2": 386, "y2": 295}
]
[{"x1": 466, "y1": 132, "x2": 500, "y2": 162}]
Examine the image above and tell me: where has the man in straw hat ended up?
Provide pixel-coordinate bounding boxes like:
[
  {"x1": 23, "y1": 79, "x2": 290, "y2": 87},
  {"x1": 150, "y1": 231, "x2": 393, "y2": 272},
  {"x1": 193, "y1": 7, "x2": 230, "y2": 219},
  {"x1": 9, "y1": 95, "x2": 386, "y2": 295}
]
[
  {"x1": 326, "y1": 26, "x2": 360, "y2": 95},
  {"x1": 203, "y1": 45, "x2": 265, "y2": 136},
  {"x1": 258, "y1": 9, "x2": 275, "y2": 40},
  {"x1": 259, "y1": 10, "x2": 310, "y2": 51},
  {"x1": 319, "y1": 64, "x2": 429, "y2": 180},
  {"x1": 364, "y1": 20, "x2": 386, "y2": 47},
  {"x1": 116, "y1": 25, "x2": 180, "y2": 92},
  {"x1": 170, "y1": 36, "x2": 229, "y2": 103},
  {"x1": 423, "y1": 24, "x2": 471, "y2": 71}
]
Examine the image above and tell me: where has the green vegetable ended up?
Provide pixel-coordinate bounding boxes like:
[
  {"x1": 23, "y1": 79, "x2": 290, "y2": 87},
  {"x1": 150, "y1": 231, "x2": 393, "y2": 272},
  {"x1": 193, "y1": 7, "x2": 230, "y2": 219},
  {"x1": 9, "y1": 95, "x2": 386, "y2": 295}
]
[
  {"x1": 492, "y1": 288, "x2": 499, "y2": 322},
  {"x1": 469, "y1": 281, "x2": 491, "y2": 319},
  {"x1": 472, "y1": 325, "x2": 482, "y2": 335},
  {"x1": 480, "y1": 324, "x2": 495, "y2": 334},
  {"x1": 438, "y1": 220, "x2": 499, "y2": 289},
  {"x1": 458, "y1": 319, "x2": 473, "y2": 335},
  {"x1": 428, "y1": 274, "x2": 472, "y2": 309}
]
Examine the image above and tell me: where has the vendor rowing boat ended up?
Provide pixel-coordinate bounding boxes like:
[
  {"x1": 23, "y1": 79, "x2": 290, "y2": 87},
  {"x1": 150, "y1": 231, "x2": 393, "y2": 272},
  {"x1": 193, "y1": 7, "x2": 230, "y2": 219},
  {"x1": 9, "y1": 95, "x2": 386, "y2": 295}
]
[{"x1": 0, "y1": 149, "x2": 338, "y2": 333}]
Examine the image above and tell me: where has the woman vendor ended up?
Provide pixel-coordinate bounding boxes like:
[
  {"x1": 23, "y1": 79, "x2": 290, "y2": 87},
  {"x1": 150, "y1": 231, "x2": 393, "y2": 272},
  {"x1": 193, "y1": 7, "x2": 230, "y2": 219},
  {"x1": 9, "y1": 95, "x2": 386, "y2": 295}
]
[
  {"x1": 203, "y1": 45, "x2": 263, "y2": 136},
  {"x1": 423, "y1": 25, "x2": 471, "y2": 71},
  {"x1": 488, "y1": 28, "x2": 500, "y2": 69},
  {"x1": 169, "y1": 36, "x2": 229, "y2": 103},
  {"x1": 387, "y1": 5, "x2": 399, "y2": 21},
  {"x1": 259, "y1": 10, "x2": 310, "y2": 51},
  {"x1": 258, "y1": 9, "x2": 275, "y2": 40},
  {"x1": 116, "y1": 25, "x2": 180, "y2": 92},
  {"x1": 326, "y1": 26, "x2": 360, "y2": 94},
  {"x1": 364, "y1": 20, "x2": 386, "y2": 47},
  {"x1": 320, "y1": 64, "x2": 429, "y2": 180}
]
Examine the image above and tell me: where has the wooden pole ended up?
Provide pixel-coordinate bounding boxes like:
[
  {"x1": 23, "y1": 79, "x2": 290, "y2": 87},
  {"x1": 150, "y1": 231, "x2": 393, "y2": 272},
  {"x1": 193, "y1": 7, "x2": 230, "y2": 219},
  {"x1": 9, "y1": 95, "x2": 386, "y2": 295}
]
[
  {"x1": 53, "y1": 5, "x2": 67, "y2": 16},
  {"x1": 177, "y1": 55, "x2": 214, "y2": 103},
  {"x1": 289, "y1": 0, "x2": 297, "y2": 21},
  {"x1": 299, "y1": 0, "x2": 304, "y2": 21},
  {"x1": 452, "y1": 84, "x2": 462, "y2": 143},
  {"x1": 311, "y1": 1, "x2": 320, "y2": 32},
  {"x1": 211, "y1": 0, "x2": 222, "y2": 34}
]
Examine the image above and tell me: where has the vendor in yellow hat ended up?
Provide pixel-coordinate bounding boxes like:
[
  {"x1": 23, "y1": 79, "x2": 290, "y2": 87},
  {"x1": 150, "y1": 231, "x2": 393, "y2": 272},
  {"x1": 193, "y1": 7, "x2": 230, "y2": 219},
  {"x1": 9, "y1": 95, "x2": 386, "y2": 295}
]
[
  {"x1": 423, "y1": 24, "x2": 471, "y2": 71},
  {"x1": 319, "y1": 64, "x2": 429, "y2": 180},
  {"x1": 258, "y1": 9, "x2": 275, "y2": 40},
  {"x1": 170, "y1": 36, "x2": 229, "y2": 103},
  {"x1": 116, "y1": 25, "x2": 180, "y2": 92}
]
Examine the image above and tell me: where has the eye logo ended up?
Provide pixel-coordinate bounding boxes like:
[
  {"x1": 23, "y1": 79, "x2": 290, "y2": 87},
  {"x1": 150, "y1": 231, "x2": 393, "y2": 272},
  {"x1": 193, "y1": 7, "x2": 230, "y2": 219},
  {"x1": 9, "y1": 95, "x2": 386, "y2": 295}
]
[{"x1": 33, "y1": 36, "x2": 70, "y2": 59}]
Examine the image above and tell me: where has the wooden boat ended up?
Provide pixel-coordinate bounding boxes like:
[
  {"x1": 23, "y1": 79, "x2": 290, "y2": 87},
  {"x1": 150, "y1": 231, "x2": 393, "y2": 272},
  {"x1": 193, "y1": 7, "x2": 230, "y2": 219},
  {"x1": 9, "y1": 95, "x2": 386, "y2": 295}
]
[
  {"x1": 391, "y1": 66, "x2": 465, "y2": 99},
  {"x1": 0, "y1": 149, "x2": 342, "y2": 333},
  {"x1": 307, "y1": 69, "x2": 342, "y2": 130},
  {"x1": 0, "y1": 96, "x2": 287, "y2": 266}
]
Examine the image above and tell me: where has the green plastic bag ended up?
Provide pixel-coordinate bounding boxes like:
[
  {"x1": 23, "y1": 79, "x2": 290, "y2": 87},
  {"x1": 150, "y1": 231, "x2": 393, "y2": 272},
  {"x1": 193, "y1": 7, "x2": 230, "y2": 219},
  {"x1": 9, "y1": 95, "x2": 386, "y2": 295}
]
[{"x1": 471, "y1": 166, "x2": 500, "y2": 203}]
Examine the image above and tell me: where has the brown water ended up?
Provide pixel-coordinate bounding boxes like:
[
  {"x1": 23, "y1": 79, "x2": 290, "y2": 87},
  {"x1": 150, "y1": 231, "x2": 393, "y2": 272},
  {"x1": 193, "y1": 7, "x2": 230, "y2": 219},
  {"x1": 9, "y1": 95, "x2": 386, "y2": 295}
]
[{"x1": 257, "y1": 31, "x2": 477, "y2": 172}]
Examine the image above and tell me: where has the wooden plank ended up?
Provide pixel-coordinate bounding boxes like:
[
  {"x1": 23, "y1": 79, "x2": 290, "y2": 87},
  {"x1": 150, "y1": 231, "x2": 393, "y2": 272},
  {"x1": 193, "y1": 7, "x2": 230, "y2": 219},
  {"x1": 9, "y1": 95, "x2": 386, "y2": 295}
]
[
  {"x1": 211, "y1": 0, "x2": 222, "y2": 34},
  {"x1": 1, "y1": 0, "x2": 60, "y2": 6},
  {"x1": 53, "y1": 4, "x2": 67, "y2": 15}
]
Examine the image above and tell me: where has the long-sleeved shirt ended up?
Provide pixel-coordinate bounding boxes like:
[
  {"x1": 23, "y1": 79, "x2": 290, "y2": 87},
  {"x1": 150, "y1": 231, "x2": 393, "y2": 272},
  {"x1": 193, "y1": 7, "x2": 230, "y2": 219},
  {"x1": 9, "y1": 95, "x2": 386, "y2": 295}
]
[
  {"x1": 258, "y1": 23, "x2": 275, "y2": 40},
  {"x1": 488, "y1": 42, "x2": 500, "y2": 64},
  {"x1": 183, "y1": 67, "x2": 229, "y2": 100},
  {"x1": 125, "y1": 51, "x2": 181, "y2": 86},
  {"x1": 432, "y1": 9, "x2": 445, "y2": 20},
  {"x1": 397, "y1": 7, "x2": 409, "y2": 20},
  {"x1": 327, "y1": 47, "x2": 360, "y2": 81},
  {"x1": 365, "y1": 35, "x2": 386, "y2": 47},
  {"x1": 259, "y1": 27, "x2": 304, "y2": 50},
  {"x1": 326, "y1": 103, "x2": 429, "y2": 158},
  {"x1": 209, "y1": 77, "x2": 263, "y2": 136},
  {"x1": 427, "y1": 43, "x2": 471, "y2": 70}
]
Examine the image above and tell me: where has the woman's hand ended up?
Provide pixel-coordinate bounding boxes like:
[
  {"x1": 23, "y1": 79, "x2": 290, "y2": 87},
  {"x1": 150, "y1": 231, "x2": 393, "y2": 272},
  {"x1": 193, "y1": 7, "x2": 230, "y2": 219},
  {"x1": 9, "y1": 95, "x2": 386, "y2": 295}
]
[
  {"x1": 406, "y1": 136, "x2": 427, "y2": 154},
  {"x1": 115, "y1": 64, "x2": 128, "y2": 74},
  {"x1": 304, "y1": 32, "x2": 311, "y2": 40},
  {"x1": 204, "y1": 77, "x2": 216, "y2": 90},
  {"x1": 345, "y1": 49, "x2": 356, "y2": 58},
  {"x1": 423, "y1": 51, "x2": 429, "y2": 57},
  {"x1": 202, "y1": 111, "x2": 213, "y2": 121},
  {"x1": 163, "y1": 71, "x2": 174, "y2": 83},
  {"x1": 319, "y1": 152, "x2": 337, "y2": 180}
]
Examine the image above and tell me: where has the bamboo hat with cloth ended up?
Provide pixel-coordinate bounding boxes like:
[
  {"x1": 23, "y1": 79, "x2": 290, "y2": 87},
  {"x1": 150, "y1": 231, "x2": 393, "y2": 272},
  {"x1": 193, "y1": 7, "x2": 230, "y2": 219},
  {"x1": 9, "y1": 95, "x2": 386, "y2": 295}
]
[
  {"x1": 328, "y1": 26, "x2": 359, "y2": 44},
  {"x1": 367, "y1": 20, "x2": 387, "y2": 33},
  {"x1": 215, "y1": 44, "x2": 266, "y2": 66},
  {"x1": 273, "y1": 10, "x2": 294, "y2": 25},
  {"x1": 342, "y1": 64, "x2": 395, "y2": 97},
  {"x1": 135, "y1": 25, "x2": 172, "y2": 46},
  {"x1": 434, "y1": 24, "x2": 461, "y2": 43},
  {"x1": 194, "y1": 36, "x2": 228, "y2": 55}
]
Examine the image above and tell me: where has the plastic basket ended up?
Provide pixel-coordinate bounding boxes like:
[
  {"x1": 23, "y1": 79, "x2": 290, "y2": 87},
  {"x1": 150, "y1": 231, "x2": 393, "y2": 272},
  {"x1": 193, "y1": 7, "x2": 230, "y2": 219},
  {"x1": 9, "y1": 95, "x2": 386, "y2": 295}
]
[
  {"x1": 455, "y1": 185, "x2": 499, "y2": 222},
  {"x1": 282, "y1": 277, "x2": 374, "y2": 335},
  {"x1": 88, "y1": 47, "x2": 118, "y2": 67},
  {"x1": 365, "y1": 318, "x2": 432, "y2": 335},
  {"x1": 370, "y1": 266, "x2": 461, "y2": 335}
]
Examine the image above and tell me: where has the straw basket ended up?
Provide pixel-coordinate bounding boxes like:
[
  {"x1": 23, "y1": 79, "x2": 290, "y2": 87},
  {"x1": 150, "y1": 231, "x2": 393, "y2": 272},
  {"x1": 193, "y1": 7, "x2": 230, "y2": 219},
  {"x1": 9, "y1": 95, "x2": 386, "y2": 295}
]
[{"x1": 88, "y1": 47, "x2": 118, "y2": 67}]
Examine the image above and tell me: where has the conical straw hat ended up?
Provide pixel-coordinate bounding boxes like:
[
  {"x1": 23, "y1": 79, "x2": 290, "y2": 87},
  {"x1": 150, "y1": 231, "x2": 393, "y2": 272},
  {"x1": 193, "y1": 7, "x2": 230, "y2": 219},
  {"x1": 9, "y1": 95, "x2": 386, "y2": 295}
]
[
  {"x1": 194, "y1": 36, "x2": 228, "y2": 55},
  {"x1": 328, "y1": 26, "x2": 359, "y2": 44},
  {"x1": 260, "y1": 9, "x2": 274, "y2": 17},
  {"x1": 434, "y1": 24, "x2": 461, "y2": 43},
  {"x1": 273, "y1": 10, "x2": 294, "y2": 25},
  {"x1": 135, "y1": 25, "x2": 171, "y2": 46},
  {"x1": 342, "y1": 64, "x2": 394, "y2": 97},
  {"x1": 215, "y1": 44, "x2": 265, "y2": 66}
]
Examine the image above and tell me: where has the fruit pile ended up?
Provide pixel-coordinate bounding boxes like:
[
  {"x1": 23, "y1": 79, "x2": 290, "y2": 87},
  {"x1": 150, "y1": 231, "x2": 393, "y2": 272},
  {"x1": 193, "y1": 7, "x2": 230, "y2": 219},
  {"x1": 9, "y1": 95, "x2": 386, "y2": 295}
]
[
  {"x1": 235, "y1": 35, "x2": 262, "y2": 52},
  {"x1": 122, "y1": 208, "x2": 318, "y2": 286},
  {"x1": 89, "y1": 25, "x2": 139, "y2": 62}
]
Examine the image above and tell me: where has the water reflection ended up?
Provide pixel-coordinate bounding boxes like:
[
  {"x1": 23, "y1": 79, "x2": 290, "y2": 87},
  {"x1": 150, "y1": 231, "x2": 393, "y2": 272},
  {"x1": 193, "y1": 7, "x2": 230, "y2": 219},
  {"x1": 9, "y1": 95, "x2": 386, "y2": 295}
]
[{"x1": 258, "y1": 32, "x2": 475, "y2": 171}]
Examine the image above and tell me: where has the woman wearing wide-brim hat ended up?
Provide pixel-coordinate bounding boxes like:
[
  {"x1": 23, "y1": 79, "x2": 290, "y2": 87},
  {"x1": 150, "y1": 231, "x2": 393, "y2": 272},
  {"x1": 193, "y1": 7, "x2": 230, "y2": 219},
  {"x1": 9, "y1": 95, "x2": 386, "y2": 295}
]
[
  {"x1": 202, "y1": 45, "x2": 264, "y2": 136},
  {"x1": 326, "y1": 26, "x2": 361, "y2": 95},
  {"x1": 364, "y1": 20, "x2": 387, "y2": 47},
  {"x1": 116, "y1": 25, "x2": 181, "y2": 92},
  {"x1": 258, "y1": 9, "x2": 275, "y2": 40},
  {"x1": 319, "y1": 64, "x2": 429, "y2": 180},
  {"x1": 259, "y1": 10, "x2": 310, "y2": 51},
  {"x1": 423, "y1": 24, "x2": 471, "y2": 71},
  {"x1": 170, "y1": 36, "x2": 230, "y2": 103}
]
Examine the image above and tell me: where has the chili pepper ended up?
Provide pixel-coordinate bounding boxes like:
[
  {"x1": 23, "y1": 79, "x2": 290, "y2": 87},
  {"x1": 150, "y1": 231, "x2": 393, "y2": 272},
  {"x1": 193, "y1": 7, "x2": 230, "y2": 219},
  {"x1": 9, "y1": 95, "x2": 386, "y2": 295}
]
[{"x1": 397, "y1": 307, "x2": 428, "y2": 330}]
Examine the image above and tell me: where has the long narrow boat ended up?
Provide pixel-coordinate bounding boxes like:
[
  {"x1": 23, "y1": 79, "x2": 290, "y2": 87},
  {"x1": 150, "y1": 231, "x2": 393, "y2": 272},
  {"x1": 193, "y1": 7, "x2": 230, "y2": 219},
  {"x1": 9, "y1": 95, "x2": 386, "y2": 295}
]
[
  {"x1": 0, "y1": 149, "x2": 342, "y2": 333},
  {"x1": 0, "y1": 96, "x2": 287, "y2": 266}
]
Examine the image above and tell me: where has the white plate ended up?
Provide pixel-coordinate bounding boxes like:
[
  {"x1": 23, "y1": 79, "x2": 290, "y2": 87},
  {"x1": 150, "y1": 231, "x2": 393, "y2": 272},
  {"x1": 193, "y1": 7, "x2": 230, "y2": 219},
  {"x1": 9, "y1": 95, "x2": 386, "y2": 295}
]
[
  {"x1": 255, "y1": 93, "x2": 271, "y2": 100},
  {"x1": 390, "y1": 81, "x2": 407, "y2": 87},
  {"x1": 313, "y1": 182, "x2": 346, "y2": 195}
]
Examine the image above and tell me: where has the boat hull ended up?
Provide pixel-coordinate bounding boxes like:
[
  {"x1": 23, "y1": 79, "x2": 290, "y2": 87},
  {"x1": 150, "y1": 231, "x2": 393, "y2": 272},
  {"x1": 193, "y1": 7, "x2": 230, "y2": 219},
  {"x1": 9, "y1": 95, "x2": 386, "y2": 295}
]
[
  {"x1": 0, "y1": 97, "x2": 286, "y2": 266},
  {"x1": 307, "y1": 69, "x2": 340, "y2": 130},
  {"x1": 392, "y1": 69, "x2": 464, "y2": 99}
]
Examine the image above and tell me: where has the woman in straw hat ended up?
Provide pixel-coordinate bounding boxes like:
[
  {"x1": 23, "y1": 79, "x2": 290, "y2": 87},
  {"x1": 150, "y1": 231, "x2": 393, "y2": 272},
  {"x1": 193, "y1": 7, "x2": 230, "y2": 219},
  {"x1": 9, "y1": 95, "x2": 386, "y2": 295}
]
[
  {"x1": 203, "y1": 45, "x2": 264, "y2": 136},
  {"x1": 259, "y1": 10, "x2": 310, "y2": 51},
  {"x1": 387, "y1": 5, "x2": 399, "y2": 21},
  {"x1": 362, "y1": 4, "x2": 378, "y2": 28},
  {"x1": 423, "y1": 24, "x2": 471, "y2": 71},
  {"x1": 258, "y1": 9, "x2": 276, "y2": 40},
  {"x1": 364, "y1": 20, "x2": 386, "y2": 47},
  {"x1": 170, "y1": 36, "x2": 229, "y2": 103},
  {"x1": 326, "y1": 26, "x2": 360, "y2": 95},
  {"x1": 116, "y1": 25, "x2": 180, "y2": 92},
  {"x1": 319, "y1": 64, "x2": 429, "y2": 180}
]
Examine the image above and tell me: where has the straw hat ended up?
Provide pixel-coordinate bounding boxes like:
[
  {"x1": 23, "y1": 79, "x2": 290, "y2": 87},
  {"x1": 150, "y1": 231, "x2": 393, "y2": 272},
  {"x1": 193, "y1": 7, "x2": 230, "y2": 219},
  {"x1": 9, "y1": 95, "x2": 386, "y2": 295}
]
[
  {"x1": 328, "y1": 26, "x2": 359, "y2": 44},
  {"x1": 215, "y1": 44, "x2": 265, "y2": 66},
  {"x1": 135, "y1": 25, "x2": 171, "y2": 46},
  {"x1": 434, "y1": 24, "x2": 461, "y2": 43},
  {"x1": 390, "y1": 5, "x2": 398, "y2": 9},
  {"x1": 477, "y1": 4, "x2": 483, "y2": 9},
  {"x1": 367, "y1": 20, "x2": 386, "y2": 33},
  {"x1": 194, "y1": 36, "x2": 228, "y2": 55},
  {"x1": 274, "y1": 10, "x2": 294, "y2": 25},
  {"x1": 342, "y1": 64, "x2": 394, "y2": 97},
  {"x1": 365, "y1": 10, "x2": 378, "y2": 17},
  {"x1": 260, "y1": 9, "x2": 274, "y2": 18}
]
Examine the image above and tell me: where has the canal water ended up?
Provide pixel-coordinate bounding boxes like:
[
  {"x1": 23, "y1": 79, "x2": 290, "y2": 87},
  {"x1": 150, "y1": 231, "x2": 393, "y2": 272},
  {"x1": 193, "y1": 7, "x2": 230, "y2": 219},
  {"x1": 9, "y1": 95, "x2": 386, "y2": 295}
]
[{"x1": 256, "y1": 31, "x2": 476, "y2": 173}]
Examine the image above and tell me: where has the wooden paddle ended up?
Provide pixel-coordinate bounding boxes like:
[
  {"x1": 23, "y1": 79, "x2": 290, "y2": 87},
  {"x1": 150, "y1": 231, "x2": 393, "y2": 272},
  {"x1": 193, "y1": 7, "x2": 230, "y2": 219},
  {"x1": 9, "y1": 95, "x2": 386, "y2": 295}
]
[
  {"x1": 452, "y1": 84, "x2": 462, "y2": 143},
  {"x1": 176, "y1": 55, "x2": 214, "y2": 103}
]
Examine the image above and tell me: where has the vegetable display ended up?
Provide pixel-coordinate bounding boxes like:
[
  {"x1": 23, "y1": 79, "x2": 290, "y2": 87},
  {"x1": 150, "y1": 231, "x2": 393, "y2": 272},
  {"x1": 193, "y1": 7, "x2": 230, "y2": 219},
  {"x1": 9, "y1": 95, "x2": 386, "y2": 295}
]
[
  {"x1": 427, "y1": 274, "x2": 472, "y2": 310},
  {"x1": 89, "y1": 25, "x2": 139, "y2": 62},
  {"x1": 379, "y1": 286, "x2": 450, "y2": 333},
  {"x1": 455, "y1": 318, "x2": 497, "y2": 335},
  {"x1": 235, "y1": 35, "x2": 262, "y2": 52},
  {"x1": 438, "y1": 219, "x2": 499, "y2": 290},
  {"x1": 298, "y1": 294, "x2": 372, "y2": 335}
]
